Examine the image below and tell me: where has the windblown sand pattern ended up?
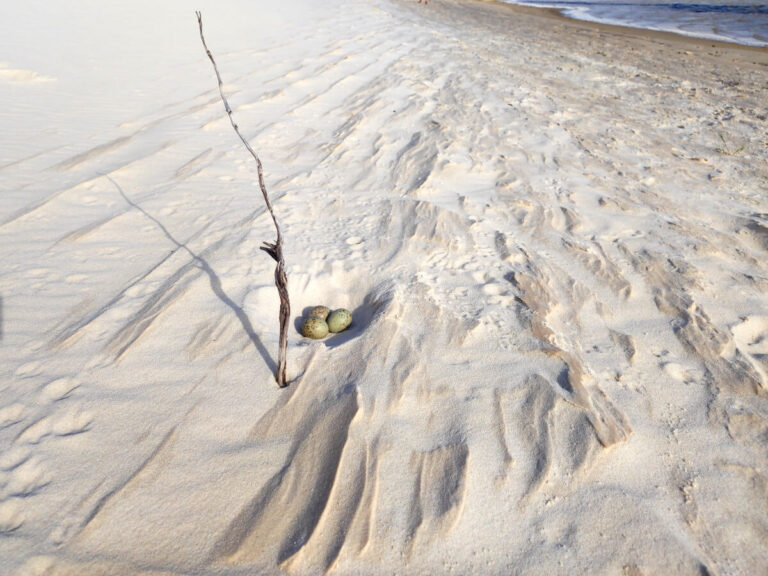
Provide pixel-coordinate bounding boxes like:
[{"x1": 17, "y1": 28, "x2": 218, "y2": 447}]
[{"x1": 1, "y1": 0, "x2": 767, "y2": 574}]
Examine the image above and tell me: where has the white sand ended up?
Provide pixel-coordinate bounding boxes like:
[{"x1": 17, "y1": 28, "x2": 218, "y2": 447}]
[{"x1": 1, "y1": 0, "x2": 767, "y2": 574}]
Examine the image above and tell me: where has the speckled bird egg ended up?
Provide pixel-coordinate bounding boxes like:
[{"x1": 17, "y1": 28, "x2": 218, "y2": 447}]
[
  {"x1": 308, "y1": 305, "x2": 331, "y2": 320},
  {"x1": 302, "y1": 317, "x2": 329, "y2": 339},
  {"x1": 327, "y1": 308, "x2": 352, "y2": 333}
]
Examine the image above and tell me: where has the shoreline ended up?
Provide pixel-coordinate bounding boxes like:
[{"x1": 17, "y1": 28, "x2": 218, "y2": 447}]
[
  {"x1": 493, "y1": 0, "x2": 768, "y2": 50},
  {"x1": 471, "y1": 0, "x2": 768, "y2": 62}
]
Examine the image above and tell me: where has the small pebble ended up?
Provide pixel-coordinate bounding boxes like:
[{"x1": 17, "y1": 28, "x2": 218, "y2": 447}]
[{"x1": 327, "y1": 308, "x2": 352, "y2": 333}]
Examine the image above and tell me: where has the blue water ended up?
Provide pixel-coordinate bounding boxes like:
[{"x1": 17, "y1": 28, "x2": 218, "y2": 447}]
[{"x1": 503, "y1": 0, "x2": 768, "y2": 46}]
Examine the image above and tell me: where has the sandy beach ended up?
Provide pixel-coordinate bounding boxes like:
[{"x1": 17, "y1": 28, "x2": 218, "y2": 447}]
[{"x1": 1, "y1": 0, "x2": 767, "y2": 574}]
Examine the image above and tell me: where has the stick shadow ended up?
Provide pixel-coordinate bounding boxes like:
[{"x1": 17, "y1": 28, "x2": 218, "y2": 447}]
[{"x1": 107, "y1": 175, "x2": 276, "y2": 374}]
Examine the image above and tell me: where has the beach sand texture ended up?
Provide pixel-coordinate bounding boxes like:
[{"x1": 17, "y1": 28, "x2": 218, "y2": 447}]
[{"x1": 1, "y1": 0, "x2": 767, "y2": 574}]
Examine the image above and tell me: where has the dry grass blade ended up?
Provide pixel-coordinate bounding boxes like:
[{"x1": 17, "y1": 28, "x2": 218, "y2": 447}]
[{"x1": 196, "y1": 11, "x2": 290, "y2": 388}]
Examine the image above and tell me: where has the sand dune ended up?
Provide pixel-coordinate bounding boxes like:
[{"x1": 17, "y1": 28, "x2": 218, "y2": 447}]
[{"x1": 1, "y1": 0, "x2": 767, "y2": 574}]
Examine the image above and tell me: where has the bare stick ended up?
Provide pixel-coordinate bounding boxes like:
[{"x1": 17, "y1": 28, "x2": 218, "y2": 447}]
[{"x1": 196, "y1": 11, "x2": 290, "y2": 388}]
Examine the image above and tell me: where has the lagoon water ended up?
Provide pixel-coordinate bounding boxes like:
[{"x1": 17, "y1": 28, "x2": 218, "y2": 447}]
[{"x1": 503, "y1": 0, "x2": 768, "y2": 46}]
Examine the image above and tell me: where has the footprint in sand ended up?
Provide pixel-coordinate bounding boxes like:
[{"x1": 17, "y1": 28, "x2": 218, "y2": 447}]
[
  {"x1": 2, "y1": 458, "x2": 51, "y2": 498},
  {"x1": 52, "y1": 409, "x2": 93, "y2": 437},
  {"x1": 13, "y1": 556, "x2": 56, "y2": 576},
  {"x1": 15, "y1": 418, "x2": 53, "y2": 445},
  {"x1": 24, "y1": 268, "x2": 50, "y2": 280},
  {"x1": 0, "y1": 66, "x2": 54, "y2": 84},
  {"x1": 662, "y1": 362, "x2": 697, "y2": 383},
  {"x1": 731, "y1": 316, "x2": 768, "y2": 384},
  {"x1": 41, "y1": 377, "x2": 80, "y2": 402},
  {"x1": 0, "y1": 500, "x2": 25, "y2": 534},
  {"x1": 15, "y1": 409, "x2": 92, "y2": 445},
  {"x1": 482, "y1": 282, "x2": 506, "y2": 296},
  {"x1": 125, "y1": 283, "x2": 152, "y2": 299},
  {"x1": 14, "y1": 361, "x2": 43, "y2": 378},
  {"x1": 80, "y1": 194, "x2": 103, "y2": 206},
  {"x1": 0, "y1": 404, "x2": 28, "y2": 429},
  {"x1": 732, "y1": 316, "x2": 768, "y2": 355},
  {"x1": 64, "y1": 274, "x2": 89, "y2": 283},
  {"x1": 0, "y1": 446, "x2": 31, "y2": 471}
]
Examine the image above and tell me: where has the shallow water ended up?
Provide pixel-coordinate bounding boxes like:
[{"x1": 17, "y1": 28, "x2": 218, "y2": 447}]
[{"x1": 503, "y1": 0, "x2": 768, "y2": 46}]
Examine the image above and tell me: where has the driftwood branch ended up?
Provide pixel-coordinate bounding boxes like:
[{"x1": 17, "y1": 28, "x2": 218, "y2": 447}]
[{"x1": 196, "y1": 11, "x2": 290, "y2": 388}]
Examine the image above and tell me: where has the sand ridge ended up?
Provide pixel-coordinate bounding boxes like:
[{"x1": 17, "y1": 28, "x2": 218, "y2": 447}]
[{"x1": 1, "y1": 0, "x2": 767, "y2": 574}]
